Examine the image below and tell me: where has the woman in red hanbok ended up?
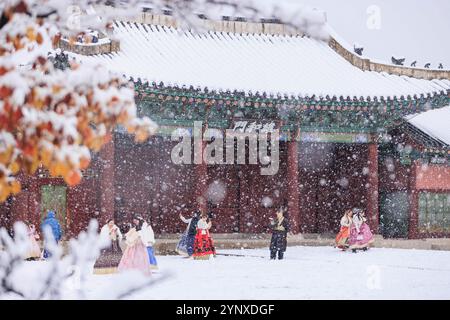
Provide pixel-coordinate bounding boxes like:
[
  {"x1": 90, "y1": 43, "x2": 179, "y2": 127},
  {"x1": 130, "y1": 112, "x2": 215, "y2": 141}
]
[
  {"x1": 193, "y1": 214, "x2": 215, "y2": 260},
  {"x1": 335, "y1": 210, "x2": 353, "y2": 250}
]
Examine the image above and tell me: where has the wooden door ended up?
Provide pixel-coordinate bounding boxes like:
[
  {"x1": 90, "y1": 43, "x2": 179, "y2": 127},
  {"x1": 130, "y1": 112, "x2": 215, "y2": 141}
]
[
  {"x1": 40, "y1": 185, "x2": 67, "y2": 233},
  {"x1": 380, "y1": 191, "x2": 410, "y2": 238}
]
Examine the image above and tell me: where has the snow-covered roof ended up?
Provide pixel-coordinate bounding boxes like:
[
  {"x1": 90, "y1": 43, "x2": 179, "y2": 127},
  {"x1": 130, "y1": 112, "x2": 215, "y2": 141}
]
[
  {"x1": 74, "y1": 21, "x2": 450, "y2": 99},
  {"x1": 406, "y1": 106, "x2": 450, "y2": 146}
]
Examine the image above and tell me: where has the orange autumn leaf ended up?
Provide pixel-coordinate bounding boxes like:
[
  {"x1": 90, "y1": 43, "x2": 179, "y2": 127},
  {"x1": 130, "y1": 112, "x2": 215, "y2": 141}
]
[
  {"x1": 79, "y1": 157, "x2": 90, "y2": 170},
  {"x1": 26, "y1": 27, "x2": 36, "y2": 41},
  {"x1": 52, "y1": 85, "x2": 62, "y2": 94},
  {"x1": 23, "y1": 144, "x2": 36, "y2": 157},
  {"x1": 10, "y1": 161, "x2": 20, "y2": 174},
  {"x1": 0, "y1": 188, "x2": 8, "y2": 203},
  {"x1": 0, "y1": 86, "x2": 12, "y2": 99},
  {"x1": 0, "y1": 66, "x2": 9, "y2": 76},
  {"x1": 10, "y1": 181, "x2": 21, "y2": 194},
  {"x1": 50, "y1": 162, "x2": 70, "y2": 177},
  {"x1": 40, "y1": 149, "x2": 52, "y2": 166},
  {"x1": 103, "y1": 132, "x2": 112, "y2": 144},
  {"x1": 135, "y1": 130, "x2": 149, "y2": 143},
  {"x1": 65, "y1": 170, "x2": 81, "y2": 186},
  {"x1": 36, "y1": 32, "x2": 43, "y2": 44},
  {"x1": 0, "y1": 147, "x2": 13, "y2": 163}
]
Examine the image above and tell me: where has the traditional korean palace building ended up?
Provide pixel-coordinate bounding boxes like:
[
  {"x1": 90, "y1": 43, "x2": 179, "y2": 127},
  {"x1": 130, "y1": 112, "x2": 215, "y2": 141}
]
[{"x1": 2, "y1": 12, "x2": 450, "y2": 239}]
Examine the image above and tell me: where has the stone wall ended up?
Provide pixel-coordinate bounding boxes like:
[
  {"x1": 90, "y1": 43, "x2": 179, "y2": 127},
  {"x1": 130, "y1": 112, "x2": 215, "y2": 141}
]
[
  {"x1": 58, "y1": 38, "x2": 120, "y2": 56},
  {"x1": 133, "y1": 12, "x2": 301, "y2": 36},
  {"x1": 415, "y1": 163, "x2": 450, "y2": 190}
]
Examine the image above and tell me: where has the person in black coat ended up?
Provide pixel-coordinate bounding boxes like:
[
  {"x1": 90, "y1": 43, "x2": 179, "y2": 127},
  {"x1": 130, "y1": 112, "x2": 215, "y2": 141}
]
[
  {"x1": 269, "y1": 207, "x2": 289, "y2": 260},
  {"x1": 185, "y1": 210, "x2": 200, "y2": 257}
]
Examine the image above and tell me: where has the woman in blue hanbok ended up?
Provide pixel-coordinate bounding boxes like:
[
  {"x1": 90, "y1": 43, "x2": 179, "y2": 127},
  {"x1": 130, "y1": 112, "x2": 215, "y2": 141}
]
[{"x1": 40, "y1": 210, "x2": 62, "y2": 259}]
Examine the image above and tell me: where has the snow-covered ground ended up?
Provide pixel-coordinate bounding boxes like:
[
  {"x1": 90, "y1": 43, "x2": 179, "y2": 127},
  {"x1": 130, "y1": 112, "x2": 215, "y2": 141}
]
[{"x1": 73, "y1": 246, "x2": 450, "y2": 299}]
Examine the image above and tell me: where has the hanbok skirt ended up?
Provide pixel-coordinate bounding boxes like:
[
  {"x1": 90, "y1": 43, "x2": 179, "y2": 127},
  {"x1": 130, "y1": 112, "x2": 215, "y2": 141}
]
[
  {"x1": 176, "y1": 232, "x2": 189, "y2": 256},
  {"x1": 146, "y1": 246, "x2": 158, "y2": 269},
  {"x1": 93, "y1": 240, "x2": 123, "y2": 274},
  {"x1": 25, "y1": 236, "x2": 41, "y2": 260},
  {"x1": 348, "y1": 223, "x2": 374, "y2": 249},
  {"x1": 193, "y1": 231, "x2": 215, "y2": 260},
  {"x1": 43, "y1": 240, "x2": 59, "y2": 259},
  {"x1": 118, "y1": 241, "x2": 151, "y2": 275},
  {"x1": 335, "y1": 226, "x2": 350, "y2": 249}
]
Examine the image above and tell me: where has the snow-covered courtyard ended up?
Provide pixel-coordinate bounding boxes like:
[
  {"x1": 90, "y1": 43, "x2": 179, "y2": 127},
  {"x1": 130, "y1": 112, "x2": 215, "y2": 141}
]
[{"x1": 70, "y1": 246, "x2": 450, "y2": 299}]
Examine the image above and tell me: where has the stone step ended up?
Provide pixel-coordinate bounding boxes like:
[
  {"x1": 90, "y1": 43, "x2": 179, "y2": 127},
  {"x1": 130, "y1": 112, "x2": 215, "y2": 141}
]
[{"x1": 38, "y1": 234, "x2": 450, "y2": 255}]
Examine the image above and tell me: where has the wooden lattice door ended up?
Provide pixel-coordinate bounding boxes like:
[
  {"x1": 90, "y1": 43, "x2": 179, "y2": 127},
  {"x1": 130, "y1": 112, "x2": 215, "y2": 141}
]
[{"x1": 40, "y1": 185, "x2": 67, "y2": 233}]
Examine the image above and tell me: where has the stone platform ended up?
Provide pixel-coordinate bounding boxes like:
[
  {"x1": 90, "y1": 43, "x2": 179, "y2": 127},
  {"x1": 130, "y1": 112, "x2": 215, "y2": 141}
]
[{"x1": 153, "y1": 233, "x2": 450, "y2": 254}]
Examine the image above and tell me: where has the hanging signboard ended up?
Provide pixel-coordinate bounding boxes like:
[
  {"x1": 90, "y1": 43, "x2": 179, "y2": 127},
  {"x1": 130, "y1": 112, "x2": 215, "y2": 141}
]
[
  {"x1": 430, "y1": 156, "x2": 447, "y2": 165},
  {"x1": 157, "y1": 126, "x2": 193, "y2": 137},
  {"x1": 231, "y1": 120, "x2": 279, "y2": 133},
  {"x1": 300, "y1": 132, "x2": 370, "y2": 143},
  {"x1": 158, "y1": 124, "x2": 371, "y2": 144}
]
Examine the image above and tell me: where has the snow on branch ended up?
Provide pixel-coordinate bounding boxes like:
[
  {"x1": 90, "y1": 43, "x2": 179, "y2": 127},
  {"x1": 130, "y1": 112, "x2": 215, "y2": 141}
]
[{"x1": 0, "y1": 0, "x2": 158, "y2": 201}]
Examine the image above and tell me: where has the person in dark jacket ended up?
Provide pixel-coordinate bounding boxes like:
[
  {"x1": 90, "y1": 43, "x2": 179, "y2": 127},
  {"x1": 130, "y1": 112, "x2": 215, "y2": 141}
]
[
  {"x1": 41, "y1": 210, "x2": 62, "y2": 259},
  {"x1": 269, "y1": 207, "x2": 289, "y2": 260},
  {"x1": 180, "y1": 210, "x2": 200, "y2": 257}
]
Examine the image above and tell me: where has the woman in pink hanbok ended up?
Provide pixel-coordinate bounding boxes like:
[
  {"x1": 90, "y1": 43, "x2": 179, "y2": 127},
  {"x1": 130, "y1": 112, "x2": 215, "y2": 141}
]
[
  {"x1": 117, "y1": 220, "x2": 151, "y2": 275},
  {"x1": 25, "y1": 223, "x2": 41, "y2": 260},
  {"x1": 348, "y1": 209, "x2": 374, "y2": 253}
]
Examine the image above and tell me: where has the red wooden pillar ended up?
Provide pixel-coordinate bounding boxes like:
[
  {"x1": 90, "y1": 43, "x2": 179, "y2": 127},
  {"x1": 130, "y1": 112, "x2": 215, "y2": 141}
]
[
  {"x1": 238, "y1": 168, "x2": 248, "y2": 233},
  {"x1": 28, "y1": 175, "x2": 40, "y2": 227},
  {"x1": 194, "y1": 122, "x2": 208, "y2": 215},
  {"x1": 287, "y1": 138, "x2": 300, "y2": 234},
  {"x1": 99, "y1": 136, "x2": 115, "y2": 225},
  {"x1": 10, "y1": 172, "x2": 28, "y2": 224},
  {"x1": 408, "y1": 160, "x2": 419, "y2": 239},
  {"x1": 367, "y1": 143, "x2": 379, "y2": 233}
]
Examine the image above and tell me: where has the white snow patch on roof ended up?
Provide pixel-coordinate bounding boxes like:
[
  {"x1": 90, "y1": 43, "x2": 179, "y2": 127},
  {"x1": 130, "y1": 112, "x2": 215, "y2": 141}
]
[{"x1": 406, "y1": 106, "x2": 450, "y2": 145}]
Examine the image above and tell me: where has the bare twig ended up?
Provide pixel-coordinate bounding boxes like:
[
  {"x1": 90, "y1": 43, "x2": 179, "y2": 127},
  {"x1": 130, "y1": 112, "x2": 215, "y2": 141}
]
[{"x1": 116, "y1": 271, "x2": 172, "y2": 299}]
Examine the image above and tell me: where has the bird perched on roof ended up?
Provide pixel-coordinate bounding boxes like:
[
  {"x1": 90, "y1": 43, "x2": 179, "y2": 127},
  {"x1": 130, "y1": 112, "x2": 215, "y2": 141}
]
[
  {"x1": 353, "y1": 44, "x2": 364, "y2": 56},
  {"x1": 424, "y1": 63, "x2": 431, "y2": 69},
  {"x1": 391, "y1": 56, "x2": 405, "y2": 66},
  {"x1": 438, "y1": 63, "x2": 444, "y2": 69},
  {"x1": 48, "y1": 51, "x2": 70, "y2": 70},
  {"x1": 410, "y1": 61, "x2": 417, "y2": 67}
]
